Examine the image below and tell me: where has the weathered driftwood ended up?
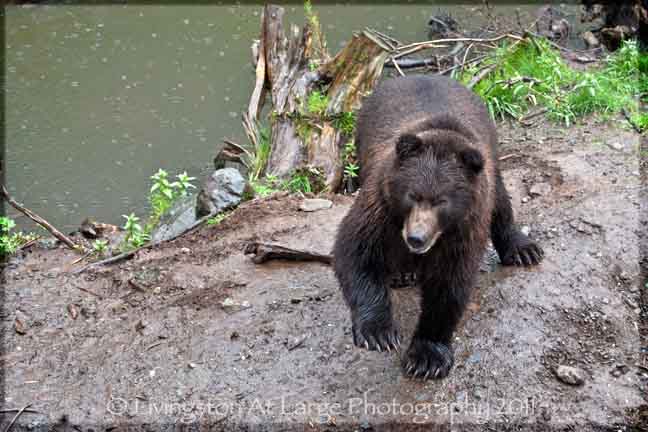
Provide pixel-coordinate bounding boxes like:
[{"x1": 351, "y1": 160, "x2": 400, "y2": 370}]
[
  {"x1": 1, "y1": 185, "x2": 81, "y2": 252},
  {"x1": 243, "y1": 4, "x2": 391, "y2": 192},
  {"x1": 244, "y1": 242, "x2": 332, "y2": 265}
]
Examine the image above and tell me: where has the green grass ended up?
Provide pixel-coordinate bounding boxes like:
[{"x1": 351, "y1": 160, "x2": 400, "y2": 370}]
[
  {"x1": 457, "y1": 38, "x2": 642, "y2": 126},
  {"x1": 247, "y1": 125, "x2": 271, "y2": 182},
  {"x1": 207, "y1": 212, "x2": 231, "y2": 226},
  {"x1": 307, "y1": 90, "x2": 329, "y2": 116},
  {"x1": 632, "y1": 112, "x2": 648, "y2": 133}
]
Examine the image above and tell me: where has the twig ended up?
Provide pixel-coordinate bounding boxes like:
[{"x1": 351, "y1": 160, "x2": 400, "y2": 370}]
[
  {"x1": 385, "y1": 57, "x2": 439, "y2": 69},
  {"x1": 3, "y1": 403, "x2": 31, "y2": 432},
  {"x1": 498, "y1": 153, "x2": 519, "y2": 161},
  {"x1": 16, "y1": 236, "x2": 41, "y2": 251},
  {"x1": 391, "y1": 56, "x2": 405, "y2": 77},
  {"x1": 483, "y1": 76, "x2": 542, "y2": 96},
  {"x1": 362, "y1": 28, "x2": 398, "y2": 52},
  {"x1": 438, "y1": 54, "x2": 488, "y2": 76},
  {"x1": 394, "y1": 33, "x2": 523, "y2": 58},
  {"x1": 69, "y1": 251, "x2": 92, "y2": 266},
  {"x1": 519, "y1": 107, "x2": 549, "y2": 124},
  {"x1": 74, "y1": 285, "x2": 103, "y2": 299},
  {"x1": 0, "y1": 408, "x2": 40, "y2": 414},
  {"x1": 2, "y1": 188, "x2": 80, "y2": 252},
  {"x1": 467, "y1": 63, "x2": 497, "y2": 89},
  {"x1": 460, "y1": 43, "x2": 475, "y2": 73},
  {"x1": 365, "y1": 27, "x2": 402, "y2": 47},
  {"x1": 1, "y1": 185, "x2": 81, "y2": 252}
]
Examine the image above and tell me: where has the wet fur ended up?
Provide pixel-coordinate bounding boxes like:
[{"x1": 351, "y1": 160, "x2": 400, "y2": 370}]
[{"x1": 333, "y1": 75, "x2": 543, "y2": 379}]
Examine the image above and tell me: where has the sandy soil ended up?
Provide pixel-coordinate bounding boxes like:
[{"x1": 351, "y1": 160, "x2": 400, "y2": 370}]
[{"x1": 1, "y1": 115, "x2": 646, "y2": 431}]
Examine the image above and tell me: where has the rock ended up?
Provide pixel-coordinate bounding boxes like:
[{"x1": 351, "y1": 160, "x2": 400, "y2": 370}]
[
  {"x1": 150, "y1": 194, "x2": 198, "y2": 243},
  {"x1": 529, "y1": 182, "x2": 551, "y2": 197},
  {"x1": 521, "y1": 225, "x2": 531, "y2": 236},
  {"x1": 427, "y1": 13, "x2": 458, "y2": 38},
  {"x1": 79, "y1": 218, "x2": 120, "y2": 239},
  {"x1": 196, "y1": 168, "x2": 246, "y2": 218},
  {"x1": 582, "y1": 31, "x2": 600, "y2": 49},
  {"x1": 610, "y1": 364, "x2": 629, "y2": 377},
  {"x1": 536, "y1": 5, "x2": 569, "y2": 41},
  {"x1": 605, "y1": 141, "x2": 623, "y2": 151},
  {"x1": 220, "y1": 297, "x2": 251, "y2": 314},
  {"x1": 299, "y1": 198, "x2": 333, "y2": 212},
  {"x1": 555, "y1": 365, "x2": 586, "y2": 386}
]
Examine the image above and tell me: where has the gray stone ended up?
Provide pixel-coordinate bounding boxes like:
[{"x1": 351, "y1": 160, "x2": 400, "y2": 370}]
[
  {"x1": 555, "y1": 365, "x2": 586, "y2": 386},
  {"x1": 151, "y1": 194, "x2": 198, "y2": 243},
  {"x1": 299, "y1": 198, "x2": 333, "y2": 212},
  {"x1": 606, "y1": 141, "x2": 624, "y2": 151},
  {"x1": 582, "y1": 31, "x2": 600, "y2": 49},
  {"x1": 529, "y1": 182, "x2": 551, "y2": 197},
  {"x1": 196, "y1": 168, "x2": 246, "y2": 218}
]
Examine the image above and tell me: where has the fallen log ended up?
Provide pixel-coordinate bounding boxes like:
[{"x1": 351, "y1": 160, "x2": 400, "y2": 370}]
[{"x1": 244, "y1": 242, "x2": 332, "y2": 265}]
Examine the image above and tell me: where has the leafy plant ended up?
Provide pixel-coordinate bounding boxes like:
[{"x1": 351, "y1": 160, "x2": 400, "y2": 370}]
[
  {"x1": 333, "y1": 111, "x2": 356, "y2": 136},
  {"x1": 122, "y1": 213, "x2": 149, "y2": 250},
  {"x1": 344, "y1": 162, "x2": 360, "y2": 179},
  {"x1": 0, "y1": 217, "x2": 36, "y2": 256},
  {"x1": 341, "y1": 138, "x2": 360, "y2": 185},
  {"x1": 92, "y1": 239, "x2": 109, "y2": 255},
  {"x1": 145, "y1": 169, "x2": 196, "y2": 234}
]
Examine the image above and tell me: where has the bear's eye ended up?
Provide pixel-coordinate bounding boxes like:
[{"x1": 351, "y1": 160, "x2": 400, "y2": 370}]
[{"x1": 433, "y1": 198, "x2": 448, "y2": 206}]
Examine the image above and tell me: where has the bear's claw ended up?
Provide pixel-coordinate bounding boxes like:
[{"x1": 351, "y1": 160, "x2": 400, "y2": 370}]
[
  {"x1": 352, "y1": 320, "x2": 401, "y2": 353},
  {"x1": 500, "y1": 231, "x2": 544, "y2": 267},
  {"x1": 402, "y1": 339, "x2": 454, "y2": 380}
]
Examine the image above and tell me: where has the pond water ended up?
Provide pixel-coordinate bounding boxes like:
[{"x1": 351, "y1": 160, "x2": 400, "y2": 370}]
[{"x1": 4, "y1": 3, "x2": 573, "y2": 232}]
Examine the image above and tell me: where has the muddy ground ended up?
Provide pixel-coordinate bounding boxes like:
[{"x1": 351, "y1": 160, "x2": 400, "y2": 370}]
[{"x1": 1, "y1": 116, "x2": 646, "y2": 431}]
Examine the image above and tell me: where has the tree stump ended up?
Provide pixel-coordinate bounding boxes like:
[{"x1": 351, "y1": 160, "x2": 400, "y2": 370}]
[{"x1": 242, "y1": 4, "x2": 392, "y2": 192}]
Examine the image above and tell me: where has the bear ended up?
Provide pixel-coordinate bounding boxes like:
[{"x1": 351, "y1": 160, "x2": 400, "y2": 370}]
[{"x1": 333, "y1": 74, "x2": 543, "y2": 379}]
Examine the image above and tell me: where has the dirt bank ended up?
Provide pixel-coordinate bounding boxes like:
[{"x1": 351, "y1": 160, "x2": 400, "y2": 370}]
[{"x1": 1, "y1": 115, "x2": 645, "y2": 431}]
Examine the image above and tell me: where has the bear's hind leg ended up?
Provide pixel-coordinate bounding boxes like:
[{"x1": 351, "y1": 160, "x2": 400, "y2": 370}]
[{"x1": 491, "y1": 169, "x2": 544, "y2": 266}]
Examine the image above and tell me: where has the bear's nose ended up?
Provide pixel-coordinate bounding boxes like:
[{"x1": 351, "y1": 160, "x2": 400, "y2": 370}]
[{"x1": 407, "y1": 234, "x2": 425, "y2": 250}]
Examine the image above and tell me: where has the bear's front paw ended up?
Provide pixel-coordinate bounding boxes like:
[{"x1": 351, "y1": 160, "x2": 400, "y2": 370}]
[
  {"x1": 402, "y1": 339, "x2": 454, "y2": 380},
  {"x1": 500, "y1": 231, "x2": 544, "y2": 266},
  {"x1": 352, "y1": 318, "x2": 401, "y2": 352}
]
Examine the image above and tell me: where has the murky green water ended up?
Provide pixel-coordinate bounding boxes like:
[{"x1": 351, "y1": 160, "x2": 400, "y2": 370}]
[{"x1": 5, "y1": 3, "x2": 564, "y2": 232}]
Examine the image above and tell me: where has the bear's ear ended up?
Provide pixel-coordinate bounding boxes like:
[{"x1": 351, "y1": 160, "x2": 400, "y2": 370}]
[
  {"x1": 396, "y1": 134, "x2": 423, "y2": 161},
  {"x1": 458, "y1": 147, "x2": 484, "y2": 176}
]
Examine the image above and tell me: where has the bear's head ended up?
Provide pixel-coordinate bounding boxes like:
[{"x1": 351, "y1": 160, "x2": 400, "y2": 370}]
[{"x1": 387, "y1": 130, "x2": 484, "y2": 255}]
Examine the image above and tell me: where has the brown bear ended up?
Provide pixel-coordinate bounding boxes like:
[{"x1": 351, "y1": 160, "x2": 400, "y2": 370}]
[{"x1": 333, "y1": 74, "x2": 543, "y2": 379}]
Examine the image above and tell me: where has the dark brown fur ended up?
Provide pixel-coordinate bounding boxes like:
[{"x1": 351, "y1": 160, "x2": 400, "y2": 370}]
[{"x1": 333, "y1": 75, "x2": 543, "y2": 379}]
